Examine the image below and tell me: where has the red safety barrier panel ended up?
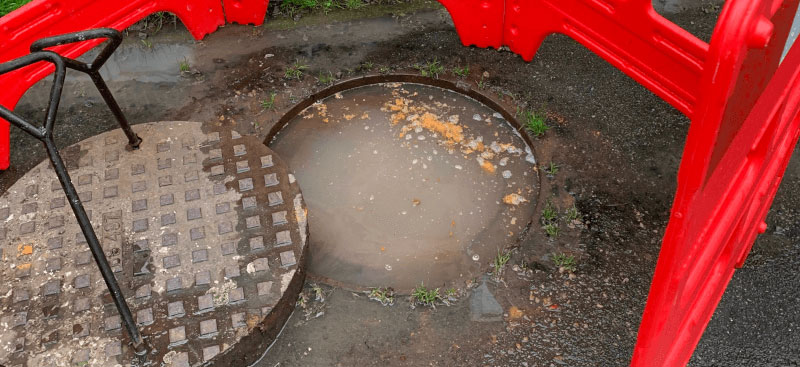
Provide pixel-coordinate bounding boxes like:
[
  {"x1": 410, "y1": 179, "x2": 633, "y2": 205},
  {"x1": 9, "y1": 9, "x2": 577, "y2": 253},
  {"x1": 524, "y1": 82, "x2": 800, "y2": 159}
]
[
  {"x1": 634, "y1": 0, "x2": 800, "y2": 365},
  {"x1": 224, "y1": 0, "x2": 269, "y2": 26},
  {"x1": 446, "y1": 0, "x2": 800, "y2": 365},
  {"x1": 0, "y1": 0, "x2": 226, "y2": 169},
  {"x1": 438, "y1": 0, "x2": 505, "y2": 49},
  {"x1": 1, "y1": 0, "x2": 799, "y2": 365}
]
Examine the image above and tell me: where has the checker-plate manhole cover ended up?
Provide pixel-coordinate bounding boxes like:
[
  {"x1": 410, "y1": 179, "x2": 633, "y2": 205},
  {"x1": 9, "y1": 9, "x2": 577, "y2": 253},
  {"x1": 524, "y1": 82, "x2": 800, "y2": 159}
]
[{"x1": 0, "y1": 121, "x2": 308, "y2": 366}]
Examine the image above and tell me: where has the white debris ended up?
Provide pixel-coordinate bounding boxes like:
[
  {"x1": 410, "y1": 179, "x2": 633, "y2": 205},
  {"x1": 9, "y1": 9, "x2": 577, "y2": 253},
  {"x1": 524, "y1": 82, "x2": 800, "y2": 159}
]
[{"x1": 525, "y1": 146, "x2": 537, "y2": 164}]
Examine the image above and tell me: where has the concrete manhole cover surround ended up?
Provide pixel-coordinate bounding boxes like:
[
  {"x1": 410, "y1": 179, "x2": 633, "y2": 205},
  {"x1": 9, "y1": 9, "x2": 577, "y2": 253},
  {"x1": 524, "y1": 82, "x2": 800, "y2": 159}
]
[
  {"x1": 270, "y1": 78, "x2": 539, "y2": 291},
  {"x1": 0, "y1": 121, "x2": 308, "y2": 366}
]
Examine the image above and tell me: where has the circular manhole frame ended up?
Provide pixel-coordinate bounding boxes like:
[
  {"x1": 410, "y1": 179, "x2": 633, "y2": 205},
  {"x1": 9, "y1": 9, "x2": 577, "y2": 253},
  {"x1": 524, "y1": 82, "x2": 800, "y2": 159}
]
[{"x1": 265, "y1": 74, "x2": 543, "y2": 293}]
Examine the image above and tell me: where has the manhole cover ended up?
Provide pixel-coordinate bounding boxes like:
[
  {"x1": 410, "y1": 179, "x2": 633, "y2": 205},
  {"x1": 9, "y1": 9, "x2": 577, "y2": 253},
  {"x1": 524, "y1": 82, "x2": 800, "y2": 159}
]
[
  {"x1": 270, "y1": 80, "x2": 538, "y2": 291},
  {"x1": 0, "y1": 121, "x2": 308, "y2": 366}
]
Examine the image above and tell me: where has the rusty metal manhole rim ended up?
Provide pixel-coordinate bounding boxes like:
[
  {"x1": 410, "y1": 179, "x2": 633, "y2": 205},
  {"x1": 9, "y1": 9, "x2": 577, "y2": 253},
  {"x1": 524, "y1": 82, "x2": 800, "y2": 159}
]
[{"x1": 265, "y1": 74, "x2": 543, "y2": 294}]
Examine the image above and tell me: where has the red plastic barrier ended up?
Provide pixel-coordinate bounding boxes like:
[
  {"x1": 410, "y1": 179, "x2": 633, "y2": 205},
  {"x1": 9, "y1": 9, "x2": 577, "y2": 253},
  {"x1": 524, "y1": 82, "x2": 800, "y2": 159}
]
[
  {"x1": 1, "y1": 0, "x2": 799, "y2": 365},
  {"x1": 224, "y1": 0, "x2": 269, "y2": 26},
  {"x1": 438, "y1": 0, "x2": 504, "y2": 49},
  {"x1": 634, "y1": 0, "x2": 800, "y2": 365},
  {"x1": 445, "y1": 0, "x2": 800, "y2": 365},
  {"x1": 0, "y1": 0, "x2": 226, "y2": 169}
]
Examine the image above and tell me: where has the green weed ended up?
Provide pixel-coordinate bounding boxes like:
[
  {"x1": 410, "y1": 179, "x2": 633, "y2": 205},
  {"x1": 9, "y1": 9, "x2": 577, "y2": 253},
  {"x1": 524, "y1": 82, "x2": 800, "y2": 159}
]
[
  {"x1": 552, "y1": 253, "x2": 576, "y2": 272},
  {"x1": 345, "y1": 0, "x2": 364, "y2": 9},
  {"x1": 544, "y1": 161, "x2": 559, "y2": 176},
  {"x1": 492, "y1": 249, "x2": 511, "y2": 278},
  {"x1": 317, "y1": 70, "x2": 334, "y2": 85},
  {"x1": 565, "y1": 205, "x2": 579, "y2": 222},
  {"x1": 541, "y1": 201, "x2": 558, "y2": 224},
  {"x1": 261, "y1": 92, "x2": 277, "y2": 110},
  {"x1": 522, "y1": 109, "x2": 549, "y2": 137},
  {"x1": 543, "y1": 223, "x2": 559, "y2": 238},
  {"x1": 0, "y1": 0, "x2": 32, "y2": 16},
  {"x1": 360, "y1": 61, "x2": 374, "y2": 71},
  {"x1": 280, "y1": 0, "x2": 318, "y2": 18},
  {"x1": 179, "y1": 58, "x2": 190, "y2": 73},
  {"x1": 411, "y1": 283, "x2": 442, "y2": 308},
  {"x1": 541, "y1": 201, "x2": 559, "y2": 239},
  {"x1": 453, "y1": 65, "x2": 470, "y2": 78},
  {"x1": 416, "y1": 58, "x2": 444, "y2": 78},
  {"x1": 285, "y1": 61, "x2": 308, "y2": 80},
  {"x1": 367, "y1": 287, "x2": 395, "y2": 306}
]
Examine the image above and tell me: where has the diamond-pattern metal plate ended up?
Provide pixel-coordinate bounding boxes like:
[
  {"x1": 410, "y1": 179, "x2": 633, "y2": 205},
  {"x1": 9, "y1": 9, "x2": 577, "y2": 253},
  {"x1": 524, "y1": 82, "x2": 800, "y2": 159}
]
[{"x1": 0, "y1": 121, "x2": 308, "y2": 366}]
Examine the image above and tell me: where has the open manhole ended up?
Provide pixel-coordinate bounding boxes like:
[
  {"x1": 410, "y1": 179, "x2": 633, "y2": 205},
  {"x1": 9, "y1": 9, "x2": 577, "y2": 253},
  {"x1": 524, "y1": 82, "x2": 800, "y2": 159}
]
[{"x1": 269, "y1": 76, "x2": 539, "y2": 291}]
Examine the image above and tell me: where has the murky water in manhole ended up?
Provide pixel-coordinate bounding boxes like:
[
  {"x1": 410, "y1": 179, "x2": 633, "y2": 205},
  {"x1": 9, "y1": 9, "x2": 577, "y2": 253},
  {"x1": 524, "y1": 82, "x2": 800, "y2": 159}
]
[{"x1": 271, "y1": 83, "x2": 538, "y2": 290}]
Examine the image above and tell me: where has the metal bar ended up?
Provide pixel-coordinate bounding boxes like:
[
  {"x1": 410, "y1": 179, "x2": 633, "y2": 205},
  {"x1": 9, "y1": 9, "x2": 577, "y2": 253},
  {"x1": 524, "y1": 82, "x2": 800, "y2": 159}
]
[
  {"x1": 0, "y1": 45, "x2": 148, "y2": 357},
  {"x1": 42, "y1": 137, "x2": 145, "y2": 353},
  {"x1": 89, "y1": 71, "x2": 141, "y2": 149},
  {"x1": 30, "y1": 28, "x2": 142, "y2": 149}
]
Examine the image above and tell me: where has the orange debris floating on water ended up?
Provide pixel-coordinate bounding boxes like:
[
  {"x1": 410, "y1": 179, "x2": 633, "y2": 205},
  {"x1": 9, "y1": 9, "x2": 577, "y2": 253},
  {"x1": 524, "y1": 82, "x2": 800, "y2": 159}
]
[
  {"x1": 480, "y1": 160, "x2": 496, "y2": 174},
  {"x1": 503, "y1": 193, "x2": 528, "y2": 205}
]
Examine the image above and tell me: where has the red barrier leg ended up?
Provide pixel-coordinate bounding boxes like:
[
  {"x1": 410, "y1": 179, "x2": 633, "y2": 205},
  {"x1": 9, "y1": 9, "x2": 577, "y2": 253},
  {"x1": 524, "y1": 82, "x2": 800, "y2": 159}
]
[
  {"x1": 437, "y1": 0, "x2": 504, "y2": 49},
  {"x1": 224, "y1": 0, "x2": 269, "y2": 26}
]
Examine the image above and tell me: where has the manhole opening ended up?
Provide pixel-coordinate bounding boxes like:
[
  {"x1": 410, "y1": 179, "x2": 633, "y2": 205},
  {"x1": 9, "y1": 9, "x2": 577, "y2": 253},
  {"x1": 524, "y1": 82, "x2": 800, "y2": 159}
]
[{"x1": 268, "y1": 76, "x2": 540, "y2": 292}]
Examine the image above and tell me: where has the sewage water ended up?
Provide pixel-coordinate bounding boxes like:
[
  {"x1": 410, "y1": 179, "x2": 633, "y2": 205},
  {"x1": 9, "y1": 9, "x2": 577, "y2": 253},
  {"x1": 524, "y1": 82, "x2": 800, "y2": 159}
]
[{"x1": 271, "y1": 83, "x2": 538, "y2": 290}]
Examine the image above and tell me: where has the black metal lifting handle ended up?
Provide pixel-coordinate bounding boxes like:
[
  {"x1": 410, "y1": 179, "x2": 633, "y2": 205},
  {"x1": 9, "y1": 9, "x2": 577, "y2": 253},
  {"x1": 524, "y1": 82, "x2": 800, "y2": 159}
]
[
  {"x1": 0, "y1": 33, "x2": 147, "y2": 356},
  {"x1": 31, "y1": 28, "x2": 141, "y2": 149}
]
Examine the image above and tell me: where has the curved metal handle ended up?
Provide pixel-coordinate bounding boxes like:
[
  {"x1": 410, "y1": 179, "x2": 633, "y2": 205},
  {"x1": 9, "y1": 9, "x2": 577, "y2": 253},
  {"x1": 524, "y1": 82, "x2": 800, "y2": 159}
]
[
  {"x1": 30, "y1": 28, "x2": 122, "y2": 72},
  {"x1": 0, "y1": 51, "x2": 66, "y2": 140},
  {"x1": 28, "y1": 28, "x2": 141, "y2": 149}
]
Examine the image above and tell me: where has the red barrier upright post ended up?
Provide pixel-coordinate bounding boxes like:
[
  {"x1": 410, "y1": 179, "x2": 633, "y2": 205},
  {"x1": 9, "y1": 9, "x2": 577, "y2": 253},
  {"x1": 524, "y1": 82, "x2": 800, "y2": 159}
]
[{"x1": 633, "y1": 0, "x2": 800, "y2": 364}]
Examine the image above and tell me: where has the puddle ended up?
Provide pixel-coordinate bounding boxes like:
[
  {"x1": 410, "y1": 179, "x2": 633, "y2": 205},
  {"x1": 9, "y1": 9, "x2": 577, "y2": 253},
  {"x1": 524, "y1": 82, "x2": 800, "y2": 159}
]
[
  {"x1": 271, "y1": 83, "x2": 538, "y2": 290},
  {"x1": 69, "y1": 40, "x2": 197, "y2": 83}
]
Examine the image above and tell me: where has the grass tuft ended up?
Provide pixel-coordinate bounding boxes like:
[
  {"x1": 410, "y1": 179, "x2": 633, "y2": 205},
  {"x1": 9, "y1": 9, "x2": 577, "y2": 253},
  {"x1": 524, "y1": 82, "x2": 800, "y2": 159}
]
[
  {"x1": 522, "y1": 109, "x2": 549, "y2": 137},
  {"x1": 565, "y1": 205, "x2": 579, "y2": 222},
  {"x1": 544, "y1": 161, "x2": 559, "y2": 177},
  {"x1": 416, "y1": 58, "x2": 444, "y2": 78},
  {"x1": 453, "y1": 65, "x2": 470, "y2": 78},
  {"x1": 543, "y1": 223, "x2": 559, "y2": 238},
  {"x1": 541, "y1": 201, "x2": 559, "y2": 239},
  {"x1": 367, "y1": 287, "x2": 395, "y2": 306},
  {"x1": 492, "y1": 249, "x2": 511, "y2": 279},
  {"x1": 541, "y1": 201, "x2": 558, "y2": 223},
  {"x1": 261, "y1": 92, "x2": 277, "y2": 110},
  {"x1": 317, "y1": 70, "x2": 334, "y2": 85},
  {"x1": 552, "y1": 253, "x2": 576, "y2": 272},
  {"x1": 411, "y1": 283, "x2": 442, "y2": 308},
  {"x1": 285, "y1": 61, "x2": 308, "y2": 80},
  {"x1": 178, "y1": 57, "x2": 190, "y2": 73},
  {"x1": 0, "y1": 0, "x2": 32, "y2": 16}
]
